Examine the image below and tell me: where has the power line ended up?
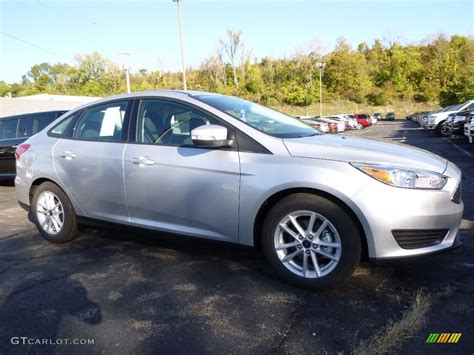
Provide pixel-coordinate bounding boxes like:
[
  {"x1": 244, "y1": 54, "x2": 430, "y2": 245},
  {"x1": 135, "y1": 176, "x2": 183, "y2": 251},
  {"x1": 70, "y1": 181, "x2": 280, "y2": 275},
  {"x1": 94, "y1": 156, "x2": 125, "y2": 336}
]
[{"x1": 0, "y1": 31, "x2": 74, "y2": 61}]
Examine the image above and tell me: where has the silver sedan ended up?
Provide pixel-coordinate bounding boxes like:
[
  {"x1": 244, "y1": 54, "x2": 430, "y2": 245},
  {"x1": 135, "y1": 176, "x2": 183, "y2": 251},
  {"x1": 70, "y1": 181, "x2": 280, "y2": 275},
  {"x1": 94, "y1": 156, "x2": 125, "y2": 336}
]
[{"x1": 15, "y1": 91, "x2": 463, "y2": 289}]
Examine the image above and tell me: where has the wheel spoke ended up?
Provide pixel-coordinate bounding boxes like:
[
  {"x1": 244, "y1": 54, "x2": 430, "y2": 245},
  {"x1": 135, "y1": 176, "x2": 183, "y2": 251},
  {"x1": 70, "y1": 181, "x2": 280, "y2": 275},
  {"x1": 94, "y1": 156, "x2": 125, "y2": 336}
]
[
  {"x1": 302, "y1": 252, "x2": 309, "y2": 277},
  {"x1": 275, "y1": 241, "x2": 300, "y2": 251},
  {"x1": 307, "y1": 213, "x2": 316, "y2": 233},
  {"x1": 310, "y1": 251, "x2": 321, "y2": 277},
  {"x1": 41, "y1": 217, "x2": 49, "y2": 228},
  {"x1": 47, "y1": 194, "x2": 54, "y2": 210},
  {"x1": 289, "y1": 215, "x2": 306, "y2": 236},
  {"x1": 50, "y1": 216, "x2": 61, "y2": 232},
  {"x1": 315, "y1": 249, "x2": 338, "y2": 261},
  {"x1": 53, "y1": 212, "x2": 63, "y2": 226},
  {"x1": 282, "y1": 249, "x2": 302, "y2": 263},
  {"x1": 37, "y1": 208, "x2": 47, "y2": 215},
  {"x1": 47, "y1": 218, "x2": 53, "y2": 232},
  {"x1": 279, "y1": 223, "x2": 299, "y2": 240},
  {"x1": 314, "y1": 220, "x2": 329, "y2": 239}
]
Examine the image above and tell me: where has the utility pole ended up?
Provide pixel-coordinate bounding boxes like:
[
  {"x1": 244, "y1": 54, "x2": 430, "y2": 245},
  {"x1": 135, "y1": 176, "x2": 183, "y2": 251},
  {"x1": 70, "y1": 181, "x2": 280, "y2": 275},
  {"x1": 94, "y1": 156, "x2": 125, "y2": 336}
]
[
  {"x1": 173, "y1": 0, "x2": 187, "y2": 90},
  {"x1": 316, "y1": 62, "x2": 326, "y2": 117},
  {"x1": 117, "y1": 52, "x2": 131, "y2": 93}
]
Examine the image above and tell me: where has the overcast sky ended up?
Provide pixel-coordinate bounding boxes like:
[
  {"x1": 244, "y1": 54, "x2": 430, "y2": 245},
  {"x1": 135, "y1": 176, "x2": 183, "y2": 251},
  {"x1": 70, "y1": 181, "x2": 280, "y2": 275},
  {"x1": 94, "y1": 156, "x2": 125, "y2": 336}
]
[{"x1": 0, "y1": 0, "x2": 472, "y2": 83}]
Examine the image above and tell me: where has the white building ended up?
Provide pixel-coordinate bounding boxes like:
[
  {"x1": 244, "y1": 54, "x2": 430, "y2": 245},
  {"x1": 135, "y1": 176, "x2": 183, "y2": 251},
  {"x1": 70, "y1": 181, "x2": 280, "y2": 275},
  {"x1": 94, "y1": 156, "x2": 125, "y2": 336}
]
[{"x1": 0, "y1": 94, "x2": 101, "y2": 117}]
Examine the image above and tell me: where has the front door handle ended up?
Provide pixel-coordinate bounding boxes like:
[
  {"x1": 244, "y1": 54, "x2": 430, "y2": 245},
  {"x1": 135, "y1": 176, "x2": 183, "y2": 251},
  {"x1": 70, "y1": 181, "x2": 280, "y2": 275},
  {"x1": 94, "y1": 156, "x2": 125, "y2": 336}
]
[
  {"x1": 60, "y1": 150, "x2": 76, "y2": 160},
  {"x1": 132, "y1": 156, "x2": 155, "y2": 166}
]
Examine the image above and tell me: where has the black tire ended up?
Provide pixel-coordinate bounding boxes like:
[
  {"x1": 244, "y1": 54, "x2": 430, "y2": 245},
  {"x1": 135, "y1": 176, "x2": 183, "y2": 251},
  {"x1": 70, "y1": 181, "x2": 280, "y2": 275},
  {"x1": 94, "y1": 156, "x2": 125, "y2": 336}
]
[
  {"x1": 261, "y1": 193, "x2": 361, "y2": 290},
  {"x1": 436, "y1": 121, "x2": 446, "y2": 137},
  {"x1": 31, "y1": 182, "x2": 79, "y2": 243}
]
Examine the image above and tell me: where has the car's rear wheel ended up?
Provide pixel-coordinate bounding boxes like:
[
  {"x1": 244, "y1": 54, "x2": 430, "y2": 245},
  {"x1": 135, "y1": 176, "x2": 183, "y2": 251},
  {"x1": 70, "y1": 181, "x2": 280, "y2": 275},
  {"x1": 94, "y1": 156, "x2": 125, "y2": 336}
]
[
  {"x1": 261, "y1": 193, "x2": 361, "y2": 289},
  {"x1": 31, "y1": 182, "x2": 79, "y2": 243}
]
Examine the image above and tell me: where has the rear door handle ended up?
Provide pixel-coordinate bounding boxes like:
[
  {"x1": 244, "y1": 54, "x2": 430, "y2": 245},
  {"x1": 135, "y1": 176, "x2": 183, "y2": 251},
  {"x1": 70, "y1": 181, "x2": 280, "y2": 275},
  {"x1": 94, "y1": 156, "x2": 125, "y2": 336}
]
[
  {"x1": 132, "y1": 156, "x2": 155, "y2": 166},
  {"x1": 60, "y1": 150, "x2": 76, "y2": 160}
]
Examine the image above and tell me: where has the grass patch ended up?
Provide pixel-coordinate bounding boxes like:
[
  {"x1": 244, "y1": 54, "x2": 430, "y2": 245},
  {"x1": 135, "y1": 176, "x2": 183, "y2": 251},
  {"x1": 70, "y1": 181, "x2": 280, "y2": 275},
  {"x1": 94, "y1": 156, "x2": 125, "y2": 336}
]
[{"x1": 352, "y1": 285, "x2": 455, "y2": 355}]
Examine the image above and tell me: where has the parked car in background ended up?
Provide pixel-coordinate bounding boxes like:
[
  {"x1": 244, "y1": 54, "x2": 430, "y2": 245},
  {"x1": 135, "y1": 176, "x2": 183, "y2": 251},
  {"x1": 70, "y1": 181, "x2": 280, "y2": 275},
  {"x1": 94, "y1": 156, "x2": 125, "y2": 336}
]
[
  {"x1": 300, "y1": 117, "x2": 329, "y2": 133},
  {"x1": 386, "y1": 112, "x2": 395, "y2": 121},
  {"x1": 318, "y1": 116, "x2": 345, "y2": 133},
  {"x1": 354, "y1": 113, "x2": 371, "y2": 127},
  {"x1": 426, "y1": 100, "x2": 474, "y2": 136},
  {"x1": 336, "y1": 114, "x2": 360, "y2": 129},
  {"x1": 15, "y1": 90, "x2": 463, "y2": 290},
  {"x1": 323, "y1": 116, "x2": 349, "y2": 131},
  {"x1": 369, "y1": 114, "x2": 377, "y2": 125},
  {"x1": 0, "y1": 110, "x2": 68, "y2": 179},
  {"x1": 374, "y1": 113, "x2": 382, "y2": 121},
  {"x1": 446, "y1": 110, "x2": 473, "y2": 137},
  {"x1": 464, "y1": 112, "x2": 474, "y2": 143}
]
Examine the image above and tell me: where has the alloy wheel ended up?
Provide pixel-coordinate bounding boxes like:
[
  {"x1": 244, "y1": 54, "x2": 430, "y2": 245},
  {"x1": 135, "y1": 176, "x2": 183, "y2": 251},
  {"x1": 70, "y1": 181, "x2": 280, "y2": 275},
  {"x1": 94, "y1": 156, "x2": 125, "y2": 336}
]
[
  {"x1": 273, "y1": 210, "x2": 341, "y2": 278},
  {"x1": 36, "y1": 191, "x2": 64, "y2": 235}
]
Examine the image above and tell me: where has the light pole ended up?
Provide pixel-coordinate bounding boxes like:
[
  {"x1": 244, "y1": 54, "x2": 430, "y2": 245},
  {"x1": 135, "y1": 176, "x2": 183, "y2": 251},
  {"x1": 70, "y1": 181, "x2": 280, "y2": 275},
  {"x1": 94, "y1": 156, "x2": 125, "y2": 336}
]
[
  {"x1": 316, "y1": 62, "x2": 326, "y2": 117},
  {"x1": 117, "y1": 52, "x2": 131, "y2": 93},
  {"x1": 173, "y1": 0, "x2": 187, "y2": 90}
]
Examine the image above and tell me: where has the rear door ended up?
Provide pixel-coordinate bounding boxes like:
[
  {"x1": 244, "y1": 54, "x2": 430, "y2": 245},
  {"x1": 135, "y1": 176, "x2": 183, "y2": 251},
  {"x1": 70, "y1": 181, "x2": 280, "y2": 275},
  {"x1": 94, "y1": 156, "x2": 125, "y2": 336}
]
[
  {"x1": 123, "y1": 98, "x2": 240, "y2": 242},
  {"x1": 53, "y1": 101, "x2": 131, "y2": 222}
]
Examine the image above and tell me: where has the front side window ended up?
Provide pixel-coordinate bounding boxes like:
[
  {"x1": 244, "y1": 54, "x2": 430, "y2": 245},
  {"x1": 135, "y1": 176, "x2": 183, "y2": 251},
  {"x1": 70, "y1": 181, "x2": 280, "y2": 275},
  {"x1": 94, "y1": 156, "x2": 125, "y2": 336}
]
[
  {"x1": 75, "y1": 101, "x2": 128, "y2": 142},
  {"x1": 193, "y1": 94, "x2": 319, "y2": 138},
  {"x1": 136, "y1": 99, "x2": 222, "y2": 146}
]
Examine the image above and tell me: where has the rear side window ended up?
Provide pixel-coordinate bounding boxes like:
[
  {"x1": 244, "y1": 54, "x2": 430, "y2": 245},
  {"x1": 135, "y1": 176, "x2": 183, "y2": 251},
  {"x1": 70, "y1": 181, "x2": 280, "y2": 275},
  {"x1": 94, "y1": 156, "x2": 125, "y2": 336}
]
[
  {"x1": 50, "y1": 114, "x2": 78, "y2": 137},
  {"x1": 75, "y1": 101, "x2": 128, "y2": 142},
  {"x1": 0, "y1": 118, "x2": 19, "y2": 140}
]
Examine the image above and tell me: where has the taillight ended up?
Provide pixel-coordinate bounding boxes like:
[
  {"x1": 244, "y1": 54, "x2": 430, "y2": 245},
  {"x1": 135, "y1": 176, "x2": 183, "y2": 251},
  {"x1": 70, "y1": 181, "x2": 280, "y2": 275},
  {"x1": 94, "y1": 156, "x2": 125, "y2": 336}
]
[{"x1": 15, "y1": 144, "x2": 30, "y2": 159}]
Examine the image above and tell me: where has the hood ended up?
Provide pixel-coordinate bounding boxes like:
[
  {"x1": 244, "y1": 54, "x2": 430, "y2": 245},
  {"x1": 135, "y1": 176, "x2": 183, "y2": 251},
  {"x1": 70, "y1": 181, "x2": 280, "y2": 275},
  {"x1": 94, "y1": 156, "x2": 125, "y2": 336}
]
[{"x1": 283, "y1": 134, "x2": 447, "y2": 173}]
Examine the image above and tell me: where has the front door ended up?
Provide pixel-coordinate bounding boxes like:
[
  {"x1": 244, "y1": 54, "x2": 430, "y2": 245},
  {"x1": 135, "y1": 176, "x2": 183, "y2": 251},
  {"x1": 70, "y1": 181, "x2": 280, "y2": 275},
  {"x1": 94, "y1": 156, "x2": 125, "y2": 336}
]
[{"x1": 123, "y1": 99, "x2": 240, "y2": 242}]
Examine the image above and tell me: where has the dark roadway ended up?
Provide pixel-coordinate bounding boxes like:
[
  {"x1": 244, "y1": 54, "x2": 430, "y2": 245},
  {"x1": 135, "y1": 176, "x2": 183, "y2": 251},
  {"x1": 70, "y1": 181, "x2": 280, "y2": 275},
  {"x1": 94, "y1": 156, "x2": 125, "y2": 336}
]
[{"x1": 0, "y1": 120, "x2": 473, "y2": 354}]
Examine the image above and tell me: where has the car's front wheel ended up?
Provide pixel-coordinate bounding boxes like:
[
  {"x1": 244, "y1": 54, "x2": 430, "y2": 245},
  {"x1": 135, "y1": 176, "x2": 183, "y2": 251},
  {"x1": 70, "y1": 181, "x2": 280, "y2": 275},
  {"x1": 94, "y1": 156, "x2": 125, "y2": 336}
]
[
  {"x1": 261, "y1": 193, "x2": 361, "y2": 290},
  {"x1": 436, "y1": 121, "x2": 447, "y2": 137},
  {"x1": 31, "y1": 182, "x2": 79, "y2": 243}
]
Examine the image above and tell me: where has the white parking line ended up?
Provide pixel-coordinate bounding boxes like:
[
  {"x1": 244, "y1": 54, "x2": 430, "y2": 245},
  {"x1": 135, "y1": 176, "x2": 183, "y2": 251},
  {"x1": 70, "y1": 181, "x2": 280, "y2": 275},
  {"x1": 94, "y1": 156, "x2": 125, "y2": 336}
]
[{"x1": 442, "y1": 138, "x2": 473, "y2": 159}]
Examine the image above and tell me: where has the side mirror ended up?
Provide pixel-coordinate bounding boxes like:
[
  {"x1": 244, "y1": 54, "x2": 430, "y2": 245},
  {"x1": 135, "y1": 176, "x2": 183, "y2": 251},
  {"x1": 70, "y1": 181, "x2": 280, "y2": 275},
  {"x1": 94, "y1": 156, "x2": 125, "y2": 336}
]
[{"x1": 191, "y1": 125, "x2": 233, "y2": 147}]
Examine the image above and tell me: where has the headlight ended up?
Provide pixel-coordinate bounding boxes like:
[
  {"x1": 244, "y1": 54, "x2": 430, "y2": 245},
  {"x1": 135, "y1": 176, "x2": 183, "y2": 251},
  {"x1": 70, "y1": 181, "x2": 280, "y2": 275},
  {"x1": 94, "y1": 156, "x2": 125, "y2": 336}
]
[
  {"x1": 351, "y1": 163, "x2": 447, "y2": 189},
  {"x1": 453, "y1": 116, "x2": 465, "y2": 123}
]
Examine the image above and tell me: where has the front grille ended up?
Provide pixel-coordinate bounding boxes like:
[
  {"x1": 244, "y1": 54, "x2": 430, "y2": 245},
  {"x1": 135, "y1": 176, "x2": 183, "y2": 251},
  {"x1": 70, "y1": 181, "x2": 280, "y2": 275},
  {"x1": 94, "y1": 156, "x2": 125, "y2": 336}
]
[
  {"x1": 392, "y1": 229, "x2": 448, "y2": 249},
  {"x1": 452, "y1": 182, "x2": 462, "y2": 204}
]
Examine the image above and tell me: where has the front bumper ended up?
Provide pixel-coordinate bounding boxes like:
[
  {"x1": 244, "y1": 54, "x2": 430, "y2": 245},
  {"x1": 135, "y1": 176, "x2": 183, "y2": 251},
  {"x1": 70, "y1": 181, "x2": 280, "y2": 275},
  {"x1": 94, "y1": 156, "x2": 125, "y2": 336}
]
[
  {"x1": 369, "y1": 231, "x2": 463, "y2": 265},
  {"x1": 351, "y1": 161, "x2": 463, "y2": 260}
]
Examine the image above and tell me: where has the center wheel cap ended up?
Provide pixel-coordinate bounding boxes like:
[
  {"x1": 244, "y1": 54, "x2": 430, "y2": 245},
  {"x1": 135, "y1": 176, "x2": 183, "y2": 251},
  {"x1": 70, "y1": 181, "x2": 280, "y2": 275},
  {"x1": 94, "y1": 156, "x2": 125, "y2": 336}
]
[{"x1": 302, "y1": 240, "x2": 311, "y2": 249}]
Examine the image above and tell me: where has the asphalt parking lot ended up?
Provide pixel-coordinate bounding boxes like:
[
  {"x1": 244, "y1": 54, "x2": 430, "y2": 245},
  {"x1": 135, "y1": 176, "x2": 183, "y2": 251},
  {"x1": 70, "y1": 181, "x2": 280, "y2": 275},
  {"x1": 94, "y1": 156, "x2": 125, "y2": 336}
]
[{"x1": 0, "y1": 120, "x2": 473, "y2": 354}]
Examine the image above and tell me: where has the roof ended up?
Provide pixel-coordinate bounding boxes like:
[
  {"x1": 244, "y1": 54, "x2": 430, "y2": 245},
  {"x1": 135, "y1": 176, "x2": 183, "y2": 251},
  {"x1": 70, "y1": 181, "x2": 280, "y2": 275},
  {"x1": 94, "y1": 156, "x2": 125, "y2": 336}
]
[{"x1": 0, "y1": 94, "x2": 101, "y2": 117}]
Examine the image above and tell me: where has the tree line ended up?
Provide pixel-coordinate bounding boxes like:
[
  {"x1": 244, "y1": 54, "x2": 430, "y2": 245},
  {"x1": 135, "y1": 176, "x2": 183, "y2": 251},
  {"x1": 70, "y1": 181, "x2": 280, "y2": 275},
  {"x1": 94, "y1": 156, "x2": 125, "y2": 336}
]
[{"x1": 1, "y1": 31, "x2": 472, "y2": 107}]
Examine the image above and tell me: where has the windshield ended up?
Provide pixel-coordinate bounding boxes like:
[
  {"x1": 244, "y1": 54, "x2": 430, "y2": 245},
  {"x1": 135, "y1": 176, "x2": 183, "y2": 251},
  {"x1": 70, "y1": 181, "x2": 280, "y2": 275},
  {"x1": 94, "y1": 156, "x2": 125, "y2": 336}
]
[{"x1": 193, "y1": 94, "x2": 319, "y2": 138}]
